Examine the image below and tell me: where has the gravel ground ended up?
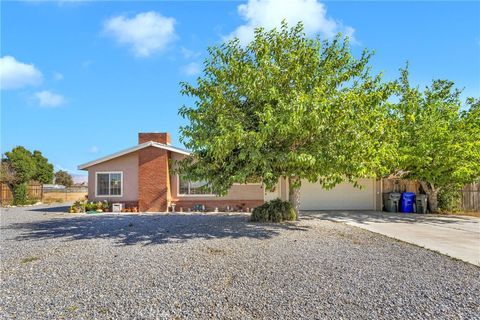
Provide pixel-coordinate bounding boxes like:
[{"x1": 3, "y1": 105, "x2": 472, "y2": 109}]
[{"x1": 1, "y1": 204, "x2": 479, "y2": 319}]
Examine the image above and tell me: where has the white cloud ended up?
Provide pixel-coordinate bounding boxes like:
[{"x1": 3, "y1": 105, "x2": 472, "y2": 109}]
[
  {"x1": 0, "y1": 55, "x2": 43, "y2": 90},
  {"x1": 181, "y1": 62, "x2": 201, "y2": 76},
  {"x1": 34, "y1": 90, "x2": 66, "y2": 107},
  {"x1": 89, "y1": 146, "x2": 99, "y2": 153},
  {"x1": 53, "y1": 72, "x2": 64, "y2": 81},
  {"x1": 181, "y1": 47, "x2": 201, "y2": 60},
  {"x1": 228, "y1": 0, "x2": 355, "y2": 45},
  {"x1": 103, "y1": 11, "x2": 176, "y2": 57}
]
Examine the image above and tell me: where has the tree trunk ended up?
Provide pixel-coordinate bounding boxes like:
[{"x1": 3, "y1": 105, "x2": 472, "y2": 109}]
[
  {"x1": 288, "y1": 176, "x2": 300, "y2": 220},
  {"x1": 419, "y1": 181, "x2": 439, "y2": 213}
]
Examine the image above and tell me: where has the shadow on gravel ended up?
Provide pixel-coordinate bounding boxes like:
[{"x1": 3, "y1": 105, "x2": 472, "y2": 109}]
[
  {"x1": 4, "y1": 214, "x2": 309, "y2": 246},
  {"x1": 301, "y1": 210, "x2": 479, "y2": 227},
  {"x1": 28, "y1": 206, "x2": 71, "y2": 213}
]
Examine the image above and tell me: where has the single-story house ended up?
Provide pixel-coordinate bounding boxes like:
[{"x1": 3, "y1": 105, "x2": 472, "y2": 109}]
[{"x1": 78, "y1": 132, "x2": 382, "y2": 212}]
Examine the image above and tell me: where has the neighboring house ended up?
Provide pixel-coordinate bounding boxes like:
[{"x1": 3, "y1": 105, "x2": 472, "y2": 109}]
[{"x1": 78, "y1": 132, "x2": 382, "y2": 212}]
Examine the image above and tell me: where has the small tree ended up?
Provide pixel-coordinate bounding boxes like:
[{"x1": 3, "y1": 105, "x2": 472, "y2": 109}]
[
  {"x1": 2, "y1": 147, "x2": 36, "y2": 204},
  {"x1": 54, "y1": 170, "x2": 74, "y2": 187},
  {"x1": 178, "y1": 22, "x2": 395, "y2": 215},
  {"x1": 32, "y1": 150, "x2": 54, "y2": 184},
  {"x1": 392, "y1": 68, "x2": 480, "y2": 212}
]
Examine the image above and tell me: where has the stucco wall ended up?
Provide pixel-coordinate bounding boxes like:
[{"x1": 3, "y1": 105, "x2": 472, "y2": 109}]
[
  {"x1": 170, "y1": 152, "x2": 264, "y2": 202},
  {"x1": 87, "y1": 152, "x2": 139, "y2": 202}
]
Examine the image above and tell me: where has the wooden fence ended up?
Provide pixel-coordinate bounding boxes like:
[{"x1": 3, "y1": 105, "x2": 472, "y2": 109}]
[
  {"x1": 461, "y1": 183, "x2": 480, "y2": 212},
  {"x1": 382, "y1": 179, "x2": 480, "y2": 212},
  {"x1": 0, "y1": 183, "x2": 87, "y2": 205},
  {"x1": 382, "y1": 179, "x2": 421, "y2": 194},
  {"x1": 0, "y1": 183, "x2": 43, "y2": 205}
]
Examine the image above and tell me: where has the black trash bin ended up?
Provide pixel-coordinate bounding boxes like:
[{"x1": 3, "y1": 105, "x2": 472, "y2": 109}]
[
  {"x1": 416, "y1": 194, "x2": 428, "y2": 214},
  {"x1": 383, "y1": 192, "x2": 401, "y2": 212}
]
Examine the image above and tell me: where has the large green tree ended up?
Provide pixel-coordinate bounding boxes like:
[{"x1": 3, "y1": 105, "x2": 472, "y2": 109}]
[
  {"x1": 2, "y1": 147, "x2": 37, "y2": 204},
  {"x1": 32, "y1": 150, "x2": 54, "y2": 184},
  {"x1": 1, "y1": 146, "x2": 55, "y2": 204},
  {"x1": 178, "y1": 22, "x2": 395, "y2": 214},
  {"x1": 392, "y1": 68, "x2": 480, "y2": 212}
]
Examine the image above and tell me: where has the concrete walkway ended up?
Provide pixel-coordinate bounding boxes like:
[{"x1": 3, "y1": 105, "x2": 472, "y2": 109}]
[{"x1": 303, "y1": 211, "x2": 480, "y2": 266}]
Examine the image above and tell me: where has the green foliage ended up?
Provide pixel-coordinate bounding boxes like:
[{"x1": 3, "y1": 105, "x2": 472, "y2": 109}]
[
  {"x1": 251, "y1": 199, "x2": 296, "y2": 222},
  {"x1": 54, "y1": 170, "x2": 74, "y2": 187},
  {"x1": 69, "y1": 200, "x2": 86, "y2": 213},
  {"x1": 85, "y1": 201, "x2": 97, "y2": 212},
  {"x1": 83, "y1": 200, "x2": 110, "y2": 212},
  {"x1": 438, "y1": 186, "x2": 462, "y2": 213},
  {"x1": 2, "y1": 146, "x2": 54, "y2": 205},
  {"x1": 4, "y1": 147, "x2": 36, "y2": 184},
  {"x1": 178, "y1": 22, "x2": 395, "y2": 202},
  {"x1": 32, "y1": 151, "x2": 54, "y2": 184},
  {"x1": 13, "y1": 183, "x2": 28, "y2": 205},
  {"x1": 392, "y1": 67, "x2": 480, "y2": 211}
]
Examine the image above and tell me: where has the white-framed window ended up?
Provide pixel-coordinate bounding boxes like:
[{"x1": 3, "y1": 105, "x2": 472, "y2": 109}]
[
  {"x1": 178, "y1": 175, "x2": 215, "y2": 196},
  {"x1": 95, "y1": 172, "x2": 123, "y2": 197}
]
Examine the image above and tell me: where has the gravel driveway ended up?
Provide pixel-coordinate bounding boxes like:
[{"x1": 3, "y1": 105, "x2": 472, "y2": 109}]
[{"x1": 1, "y1": 204, "x2": 479, "y2": 319}]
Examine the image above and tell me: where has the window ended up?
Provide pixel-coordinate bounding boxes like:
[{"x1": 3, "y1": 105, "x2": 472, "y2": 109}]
[
  {"x1": 96, "y1": 172, "x2": 122, "y2": 197},
  {"x1": 178, "y1": 176, "x2": 215, "y2": 196}
]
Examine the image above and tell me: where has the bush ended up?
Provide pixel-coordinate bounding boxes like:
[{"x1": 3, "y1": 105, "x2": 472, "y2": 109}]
[
  {"x1": 13, "y1": 183, "x2": 28, "y2": 205},
  {"x1": 85, "y1": 201, "x2": 97, "y2": 211},
  {"x1": 438, "y1": 186, "x2": 462, "y2": 213},
  {"x1": 69, "y1": 200, "x2": 86, "y2": 213},
  {"x1": 82, "y1": 200, "x2": 111, "y2": 212},
  {"x1": 251, "y1": 199, "x2": 296, "y2": 222}
]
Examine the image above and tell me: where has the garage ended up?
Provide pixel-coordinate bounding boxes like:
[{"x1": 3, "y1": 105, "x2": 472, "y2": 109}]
[{"x1": 299, "y1": 178, "x2": 376, "y2": 210}]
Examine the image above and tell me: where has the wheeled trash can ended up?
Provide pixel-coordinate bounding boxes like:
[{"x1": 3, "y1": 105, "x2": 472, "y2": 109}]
[
  {"x1": 383, "y1": 192, "x2": 401, "y2": 212},
  {"x1": 400, "y1": 192, "x2": 416, "y2": 213},
  {"x1": 416, "y1": 194, "x2": 428, "y2": 214}
]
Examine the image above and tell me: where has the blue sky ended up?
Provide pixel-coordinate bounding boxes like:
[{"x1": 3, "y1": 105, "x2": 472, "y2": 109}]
[{"x1": 1, "y1": 0, "x2": 479, "y2": 177}]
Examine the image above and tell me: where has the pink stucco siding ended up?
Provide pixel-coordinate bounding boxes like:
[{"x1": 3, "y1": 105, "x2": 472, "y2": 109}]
[
  {"x1": 169, "y1": 152, "x2": 264, "y2": 202},
  {"x1": 87, "y1": 152, "x2": 139, "y2": 202}
]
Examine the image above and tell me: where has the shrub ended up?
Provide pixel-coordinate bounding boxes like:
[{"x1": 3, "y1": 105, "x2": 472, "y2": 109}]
[
  {"x1": 85, "y1": 201, "x2": 97, "y2": 211},
  {"x1": 438, "y1": 186, "x2": 462, "y2": 213},
  {"x1": 69, "y1": 200, "x2": 86, "y2": 213},
  {"x1": 81, "y1": 200, "x2": 111, "y2": 212},
  {"x1": 102, "y1": 200, "x2": 111, "y2": 212},
  {"x1": 13, "y1": 183, "x2": 28, "y2": 205},
  {"x1": 251, "y1": 199, "x2": 296, "y2": 222}
]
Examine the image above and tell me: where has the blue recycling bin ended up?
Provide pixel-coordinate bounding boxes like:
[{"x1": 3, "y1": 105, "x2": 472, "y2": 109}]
[{"x1": 400, "y1": 192, "x2": 416, "y2": 213}]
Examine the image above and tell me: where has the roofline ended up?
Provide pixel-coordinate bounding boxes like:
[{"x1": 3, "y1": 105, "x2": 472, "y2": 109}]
[{"x1": 77, "y1": 141, "x2": 191, "y2": 170}]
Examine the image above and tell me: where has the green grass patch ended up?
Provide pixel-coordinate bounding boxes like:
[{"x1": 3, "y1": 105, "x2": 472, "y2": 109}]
[{"x1": 20, "y1": 256, "x2": 40, "y2": 264}]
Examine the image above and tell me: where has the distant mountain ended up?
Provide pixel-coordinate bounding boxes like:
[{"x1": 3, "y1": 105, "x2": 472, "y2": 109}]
[{"x1": 72, "y1": 174, "x2": 88, "y2": 184}]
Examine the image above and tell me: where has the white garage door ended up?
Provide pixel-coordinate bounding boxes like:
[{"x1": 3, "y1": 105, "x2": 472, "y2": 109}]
[{"x1": 300, "y1": 178, "x2": 376, "y2": 210}]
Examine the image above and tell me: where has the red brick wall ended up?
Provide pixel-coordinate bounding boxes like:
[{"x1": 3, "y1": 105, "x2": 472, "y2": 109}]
[
  {"x1": 174, "y1": 199, "x2": 264, "y2": 212},
  {"x1": 138, "y1": 132, "x2": 171, "y2": 145},
  {"x1": 138, "y1": 146, "x2": 170, "y2": 212}
]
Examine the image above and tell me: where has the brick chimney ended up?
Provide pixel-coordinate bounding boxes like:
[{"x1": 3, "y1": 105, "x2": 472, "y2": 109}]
[
  {"x1": 138, "y1": 132, "x2": 171, "y2": 212},
  {"x1": 138, "y1": 132, "x2": 171, "y2": 145}
]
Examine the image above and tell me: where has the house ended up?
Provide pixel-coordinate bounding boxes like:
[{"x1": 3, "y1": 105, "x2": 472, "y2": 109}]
[{"x1": 78, "y1": 132, "x2": 382, "y2": 212}]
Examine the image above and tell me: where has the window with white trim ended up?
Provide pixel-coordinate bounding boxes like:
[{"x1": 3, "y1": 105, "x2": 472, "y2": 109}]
[
  {"x1": 96, "y1": 172, "x2": 122, "y2": 196},
  {"x1": 178, "y1": 176, "x2": 215, "y2": 195}
]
